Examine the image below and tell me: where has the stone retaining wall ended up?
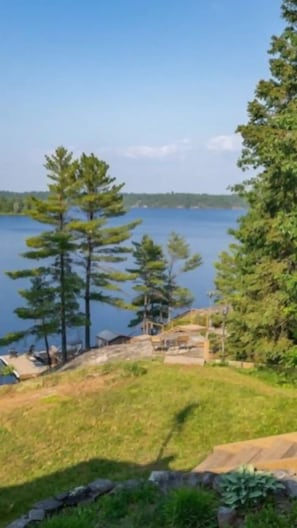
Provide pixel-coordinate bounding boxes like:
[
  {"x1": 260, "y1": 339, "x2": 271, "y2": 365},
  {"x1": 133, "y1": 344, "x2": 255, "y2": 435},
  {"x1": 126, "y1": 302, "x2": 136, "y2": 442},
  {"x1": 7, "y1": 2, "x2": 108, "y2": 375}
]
[{"x1": 6, "y1": 468, "x2": 297, "y2": 528}]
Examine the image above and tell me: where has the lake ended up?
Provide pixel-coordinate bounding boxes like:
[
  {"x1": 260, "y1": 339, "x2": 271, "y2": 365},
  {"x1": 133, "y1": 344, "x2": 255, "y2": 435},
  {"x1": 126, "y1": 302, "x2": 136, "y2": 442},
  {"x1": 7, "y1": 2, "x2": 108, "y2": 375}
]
[{"x1": 0, "y1": 208, "x2": 242, "y2": 355}]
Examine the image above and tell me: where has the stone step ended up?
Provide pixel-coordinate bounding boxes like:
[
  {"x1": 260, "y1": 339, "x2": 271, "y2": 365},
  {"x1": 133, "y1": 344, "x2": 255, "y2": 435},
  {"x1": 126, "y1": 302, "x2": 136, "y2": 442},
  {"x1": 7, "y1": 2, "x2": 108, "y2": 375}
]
[
  {"x1": 259, "y1": 439, "x2": 297, "y2": 462},
  {"x1": 195, "y1": 449, "x2": 235, "y2": 471},
  {"x1": 256, "y1": 457, "x2": 297, "y2": 471},
  {"x1": 195, "y1": 433, "x2": 297, "y2": 474},
  {"x1": 213, "y1": 432, "x2": 297, "y2": 452},
  {"x1": 213, "y1": 456, "x2": 297, "y2": 474},
  {"x1": 224, "y1": 445, "x2": 263, "y2": 469}
]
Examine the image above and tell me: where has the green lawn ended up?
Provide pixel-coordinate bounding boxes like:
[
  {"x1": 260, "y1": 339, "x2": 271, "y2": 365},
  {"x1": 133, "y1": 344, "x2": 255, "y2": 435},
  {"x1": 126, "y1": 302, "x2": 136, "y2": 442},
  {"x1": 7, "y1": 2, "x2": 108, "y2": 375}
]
[{"x1": 1, "y1": 361, "x2": 297, "y2": 526}]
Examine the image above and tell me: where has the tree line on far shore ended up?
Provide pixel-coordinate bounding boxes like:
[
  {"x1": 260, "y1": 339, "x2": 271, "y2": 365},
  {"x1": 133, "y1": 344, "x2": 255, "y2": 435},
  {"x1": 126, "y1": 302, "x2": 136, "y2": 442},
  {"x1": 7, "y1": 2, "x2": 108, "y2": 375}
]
[
  {"x1": 0, "y1": 190, "x2": 245, "y2": 215},
  {"x1": 0, "y1": 148, "x2": 202, "y2": 364}
]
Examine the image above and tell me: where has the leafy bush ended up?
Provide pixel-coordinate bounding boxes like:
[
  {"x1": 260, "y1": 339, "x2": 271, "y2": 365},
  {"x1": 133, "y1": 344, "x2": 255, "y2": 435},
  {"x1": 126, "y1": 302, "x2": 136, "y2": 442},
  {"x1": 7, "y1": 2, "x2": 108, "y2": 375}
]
[
  {"x1": 234, "y1": 350, "x2": 248, "y2": 362},
  {"x1": 162, "y1": 487, "x2": 218, "y2": 528},
  {"x1": 245, "y1": 502, "x2": 297, "y2": 528},
  {"x1": 41, "y1": 484, "x2": 161, "y2": 528},
  {"x1": 98, "y1": 482, "x2": 158, "y2": 522},
  {"x1": 208, "y1": 333, "x2": 221, "y2": 355},
  {"x1": 254, "y1": 337, "x2": 293, "y2": 366},
  {"x1": 121, "y1": 362, "x2": 148, "y2": 377},
  {"x1": 39, "y1": 505, "x2": 98, "y2": 528},
  {"x1": 282, "y1": 347, "x2": 297, "y2": 369},
  {"x1": 101, "y1": 361, "x2": 148, "y2": 378},
  {"x1": 0, "y1": 363, "x2": 15, "y2": 376},
  {"x1": 210, "y1": 313, "x2": 223, "y2": 328},
  {"x1": 220, "y1": 465, "x2": 284, "y2": 510}
]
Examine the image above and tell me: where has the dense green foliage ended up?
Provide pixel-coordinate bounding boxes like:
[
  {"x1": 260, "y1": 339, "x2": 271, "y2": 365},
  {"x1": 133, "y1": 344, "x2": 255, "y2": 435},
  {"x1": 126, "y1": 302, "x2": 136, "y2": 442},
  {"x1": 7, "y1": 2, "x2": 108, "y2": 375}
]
[
  {"x1": 161, "y1": 487, "x2": 218, "y2": 528},
  {"x1": 128, "y1": 233, "x2": 202, "y2": 330},
  {"x1": 1, "y1": 148, "x2": 85, "y2": 362},
  {"x1": 29, "y1": 479, "x2": 297, "y2": 528},
  {"x1": 68, "y1": 153, "x2": 139, "y2": 349},
  {"x1": 0, "y1": 191, "x2": 47, "y2": 214},
  {"x1": 245, "y1": 503, "x2": 297, "y2": 528},
  {"x1": 220, "y1": 466, "x2": 284, "y2": 510},
  {"x1": 0, "y1": 191, "x2": 244, "y2": 214},
  {"x1": 215, "y1": 0, "x2": 297, "y2": 364},
  {"x1": 128, "y1": 235, "x2": 168, "y2": 329},
  {"x1": 5, "y1": 273, "x2": 61, "y2": 365},
  {"x1": 1, "y1": 149, "x2": 206, "y2": 352},
  {"x1": 165, "y1": 233, "x2": 202, "y2": 320},
  {"x1": 122, "y1": 192, "x2": 245, "y2": 209},
  {"x1": 40, "y1": 484, "x2": 218, "y2": 528},
  {"x1": 1, "y1": 148, "x2": 139, "y2": 357}
]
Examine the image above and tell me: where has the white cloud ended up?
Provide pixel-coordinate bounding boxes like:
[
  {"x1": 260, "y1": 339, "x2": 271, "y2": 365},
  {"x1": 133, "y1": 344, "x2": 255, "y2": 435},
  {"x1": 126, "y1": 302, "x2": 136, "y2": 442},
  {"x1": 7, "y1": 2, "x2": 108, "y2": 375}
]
[
  {"x1": 122, "y1": 139, "x2": 191, "y2": 160},
  {"x1": 206, "y1": 134, "x2": 242, "y2": 152}
]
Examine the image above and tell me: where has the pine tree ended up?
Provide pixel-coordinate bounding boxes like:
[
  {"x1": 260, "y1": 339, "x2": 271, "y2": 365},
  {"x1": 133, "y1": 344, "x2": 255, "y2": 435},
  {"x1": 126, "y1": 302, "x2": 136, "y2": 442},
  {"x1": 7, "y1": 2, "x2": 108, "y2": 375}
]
[
  {"x1": 128, "y1": 235, "x2": 167, "y2": 331},
  {"x1": 128, "y1": 233, "x2": 202, "y2": 331},
  {"x1": 215, "y1": 0, "x2": 297, "y2": 363},
  {"x1": 69, "y1": 153, "x2": 139, "y2": 349},
  {"x1": 10, "y1": 147, "x2": 84, "y2": 363},
  {"x1": 164, "y1": 232, "x2": 202, "y2": 321},
  {"x1": 3, "y1": 270, "x2": 60, "y2": 365}
]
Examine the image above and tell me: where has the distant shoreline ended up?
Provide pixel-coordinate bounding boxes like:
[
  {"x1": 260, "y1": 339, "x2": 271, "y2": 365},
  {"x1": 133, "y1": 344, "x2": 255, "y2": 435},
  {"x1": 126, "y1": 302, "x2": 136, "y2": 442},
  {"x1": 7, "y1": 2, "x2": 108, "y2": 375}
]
[
  {"x1": 0, "y1": 206, "x2": 245, "y2": 216},
  {"x1": 127, "y1": 205, "x2": 245, "y2": 210},
  {"x1": 0, "y1": 191, "x2": 246, "y2": 215}
]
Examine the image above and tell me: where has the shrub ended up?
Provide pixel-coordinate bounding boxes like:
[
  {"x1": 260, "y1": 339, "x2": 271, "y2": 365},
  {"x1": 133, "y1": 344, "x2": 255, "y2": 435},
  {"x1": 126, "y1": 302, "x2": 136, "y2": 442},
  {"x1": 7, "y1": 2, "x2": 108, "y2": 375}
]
[
  {"x1": 97, "y1": 482, "x2": 160, "y2": 524},
  {"x1": 39, "y1": 505, "x2": 97, "y2": 528},
  {"x1": 0, "y1": 363, "x2": 15, "y2": 376},
  {"x1": 245, "y1": 502, "x2": 297, "y2": 528},
  {"x1": 208, "y1": 333, "x2": 221, "y2": 355},
  {"x1": 220, "y1": 465, "x2": 284, "y2": 511},
  {"x1": 121, "y1": 362, "x2": 148, "y2": 377},
  {"x1": 101, "y1": 361, "x2": 148, "y2": 378},
  {"x1": 162, "y1": 487, "x2": 218, "y2": 528}
]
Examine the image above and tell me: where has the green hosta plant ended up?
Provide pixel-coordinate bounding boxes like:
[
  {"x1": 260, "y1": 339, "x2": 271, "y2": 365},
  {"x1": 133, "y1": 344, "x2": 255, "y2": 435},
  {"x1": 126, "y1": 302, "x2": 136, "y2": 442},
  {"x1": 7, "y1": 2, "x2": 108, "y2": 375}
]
[{"x1": 220, "y1": 465, "x2": 284, "y2": 510}]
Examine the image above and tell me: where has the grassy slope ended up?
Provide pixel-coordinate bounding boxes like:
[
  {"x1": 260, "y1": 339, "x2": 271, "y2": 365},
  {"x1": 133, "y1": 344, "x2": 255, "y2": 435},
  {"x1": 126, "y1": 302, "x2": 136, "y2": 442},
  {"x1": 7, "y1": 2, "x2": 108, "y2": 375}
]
[{"x1": 1, "y1": 361, "x2": 297, "y2": 526}]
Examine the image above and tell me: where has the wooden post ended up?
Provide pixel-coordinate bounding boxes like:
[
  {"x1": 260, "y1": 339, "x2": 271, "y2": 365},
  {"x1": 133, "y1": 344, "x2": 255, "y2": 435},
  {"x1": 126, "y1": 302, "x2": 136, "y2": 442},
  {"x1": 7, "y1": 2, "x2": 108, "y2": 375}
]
[{"x1": 203, "y1": 339, "x2": 210, "y2": 363}]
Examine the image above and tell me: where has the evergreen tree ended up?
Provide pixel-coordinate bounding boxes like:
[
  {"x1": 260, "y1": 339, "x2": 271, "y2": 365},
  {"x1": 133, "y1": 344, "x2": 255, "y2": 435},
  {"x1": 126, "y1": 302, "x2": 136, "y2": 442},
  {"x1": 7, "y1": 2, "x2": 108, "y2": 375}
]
[
  {"x1": 10, "y1": 147, "x2": 84, "y2": 363},
  {"x1": 129, "y1": 233, "x2": 202, "y2": 331},
  {"x1": 215, "y1": 0, "x2": 297, "y2": 363},
  {"x1": 128, "y1": 235, "x2": 167, "y2": 331},
  {"x1": 69, "y1": 153, "x2": 139, "y2": 349},
  {"x1": 2, "y1": 269, "x2": 60, "y2": 365},
  {"x1": 164, "y1": 232, "x2": 202, "y2": 321}
]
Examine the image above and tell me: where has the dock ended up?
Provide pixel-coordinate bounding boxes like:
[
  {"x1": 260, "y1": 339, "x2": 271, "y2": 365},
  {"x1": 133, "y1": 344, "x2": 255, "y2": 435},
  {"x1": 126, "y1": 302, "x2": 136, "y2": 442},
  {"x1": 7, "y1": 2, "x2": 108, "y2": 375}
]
[{"x1": 1, "y1": 355, "x2": 49, "y2": 381}]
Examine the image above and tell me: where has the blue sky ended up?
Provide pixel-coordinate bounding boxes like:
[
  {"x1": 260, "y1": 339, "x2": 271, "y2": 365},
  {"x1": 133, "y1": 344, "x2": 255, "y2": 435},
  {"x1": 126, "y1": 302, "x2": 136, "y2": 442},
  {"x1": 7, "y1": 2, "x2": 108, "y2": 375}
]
[{"x1": 0, "y1": 0, "x2": 283, "y2": 193}]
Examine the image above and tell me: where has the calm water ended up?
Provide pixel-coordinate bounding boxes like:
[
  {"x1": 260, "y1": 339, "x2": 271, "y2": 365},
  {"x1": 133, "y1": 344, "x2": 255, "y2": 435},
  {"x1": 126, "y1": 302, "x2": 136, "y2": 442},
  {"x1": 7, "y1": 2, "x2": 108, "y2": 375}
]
[{"x1": 0, "y1": 208, "x2": 242, "y2": 355}]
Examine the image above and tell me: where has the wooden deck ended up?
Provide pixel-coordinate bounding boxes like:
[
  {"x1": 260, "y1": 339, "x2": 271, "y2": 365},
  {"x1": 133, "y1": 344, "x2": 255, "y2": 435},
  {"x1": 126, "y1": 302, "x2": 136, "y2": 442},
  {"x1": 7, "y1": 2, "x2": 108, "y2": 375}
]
[
  {"x1": 194, "y1": 432, "x2": 297, "y2": 473},
  {"x1": 1, "y1": 355, "x2": 48, "y2": 381}
]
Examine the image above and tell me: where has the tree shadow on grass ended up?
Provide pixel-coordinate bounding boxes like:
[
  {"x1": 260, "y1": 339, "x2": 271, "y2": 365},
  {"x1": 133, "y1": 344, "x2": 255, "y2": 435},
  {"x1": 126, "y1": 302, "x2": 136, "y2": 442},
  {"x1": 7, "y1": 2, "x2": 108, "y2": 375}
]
[
  {"x1": 0, "y1": 456, "x2": 175, "y2": 527},
  {"x1": 0, "y1": 402, "x2": 199, "y2": 527},
  {"x1": 156, "y1": 402, "x2": 200, "y2": 463}
]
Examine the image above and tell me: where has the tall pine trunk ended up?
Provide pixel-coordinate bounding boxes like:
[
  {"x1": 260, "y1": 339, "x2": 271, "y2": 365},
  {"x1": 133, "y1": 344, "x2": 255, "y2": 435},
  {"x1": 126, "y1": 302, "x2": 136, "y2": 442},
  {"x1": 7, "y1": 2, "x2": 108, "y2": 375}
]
[
  {"x1": 44, "y1": 332, "x2": 52, "y2": 367},
  {"x1": 60, "y1": 252, "x2": 67, "y2": 363},
  {"x1": 85, "y1": 251, "x2": 91, "y2": 350}
]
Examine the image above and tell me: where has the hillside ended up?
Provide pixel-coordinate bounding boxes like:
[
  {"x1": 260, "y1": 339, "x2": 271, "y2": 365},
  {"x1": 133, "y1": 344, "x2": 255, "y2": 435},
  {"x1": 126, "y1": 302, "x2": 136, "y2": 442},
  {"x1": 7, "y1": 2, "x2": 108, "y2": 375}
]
[{"x1": 1, "y1": 361, "x2": 297, "y2": 526}]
